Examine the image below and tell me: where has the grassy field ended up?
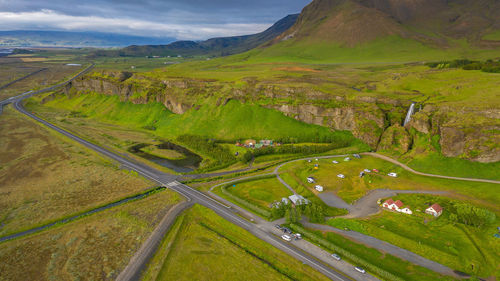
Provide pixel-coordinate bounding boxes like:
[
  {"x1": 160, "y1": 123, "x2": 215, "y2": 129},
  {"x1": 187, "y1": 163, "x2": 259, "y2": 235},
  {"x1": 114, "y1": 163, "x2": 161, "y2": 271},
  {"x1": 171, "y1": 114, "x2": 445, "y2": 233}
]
[
  {"x1": 225, "y1": 177, "x2": 293, "y2": 209},
  {"x1": 351, "y1": 195, "x2": 500, "y2": 278},
  {"x1": 291, "y1": 224, "x2": 454, "y2": 281},
  {"x1": 141, "y1": 204, "x2": 331, "y2": 281},
  {"x1": 0, "y1": 106, "x2": 154, "y2": 235},
  {"x1": 0, "y1": 189, "x2": 181, "y2": 281},
  {"x1": 0, "y1": 62, "x2": 82, "y2": 100},
  {"x1": 403, "y1": 151, "x2": 500, "y2": 181},
  {"x1": 278, "y1": 156, "x2": 500, "y2": 211}
]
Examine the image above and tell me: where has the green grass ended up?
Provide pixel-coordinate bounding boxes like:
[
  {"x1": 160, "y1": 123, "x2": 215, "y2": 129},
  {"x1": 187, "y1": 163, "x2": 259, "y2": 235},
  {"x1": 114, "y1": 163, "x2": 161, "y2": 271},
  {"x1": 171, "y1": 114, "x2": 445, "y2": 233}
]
[
  {"x1": 354, "y1": 205, "x2": 500, "y2": 278},
  {"x1": 289, "y1": 224, "x2": 454, "y2": 281},
  {"x1": 143, "y1": 204, "x2": 331, "y2": 281},
  {"x1": 226, "y1": 177, "x2": 293, "y2": 209},
  {"x1": 278, "y1": 155, "x2": 500, "y2": 211},
  {"x1": 482, "y1": 30, "x2": 500, "y2": 41},
  {"x1": 239, "y1": 36, "x2": 500, "y2": 64},
  {"x1": 405, "y1": 152, "x2": 500, "y2": 181},
  {"x1": 39, "y1": 92, "x2": 358, "y2": 144}
]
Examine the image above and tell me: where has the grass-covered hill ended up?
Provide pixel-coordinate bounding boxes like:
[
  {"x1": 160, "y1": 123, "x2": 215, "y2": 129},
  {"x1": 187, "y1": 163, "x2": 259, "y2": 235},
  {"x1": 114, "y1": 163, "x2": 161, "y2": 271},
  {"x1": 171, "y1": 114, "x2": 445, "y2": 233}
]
[{"x1": 249, "y1": 0, "x2": 500, "y2": 63}]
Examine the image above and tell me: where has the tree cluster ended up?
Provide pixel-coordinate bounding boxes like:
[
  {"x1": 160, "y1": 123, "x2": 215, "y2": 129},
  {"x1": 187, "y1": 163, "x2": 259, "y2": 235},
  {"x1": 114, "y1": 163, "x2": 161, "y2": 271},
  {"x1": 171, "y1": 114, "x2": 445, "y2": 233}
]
[
  {"x1": 271, "y1": 201, "x2": 325, "y2": 223},
  {"x1": 448, "y1": 203, "x2": 496, "y2": 228},
  {"x1": 426, "y1": 59, "x2": 500, "y2": 73},
  {"x1": 177, "y1": 135, "x2": 236, "y2": 168}
]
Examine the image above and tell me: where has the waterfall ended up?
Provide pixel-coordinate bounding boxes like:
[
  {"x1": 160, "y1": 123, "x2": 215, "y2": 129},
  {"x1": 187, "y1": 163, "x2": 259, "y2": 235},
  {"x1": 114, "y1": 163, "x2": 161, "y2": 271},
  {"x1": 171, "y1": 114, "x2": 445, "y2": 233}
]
[{"x1": 403, "y1": 102, "x2": 416, "y2": 126}]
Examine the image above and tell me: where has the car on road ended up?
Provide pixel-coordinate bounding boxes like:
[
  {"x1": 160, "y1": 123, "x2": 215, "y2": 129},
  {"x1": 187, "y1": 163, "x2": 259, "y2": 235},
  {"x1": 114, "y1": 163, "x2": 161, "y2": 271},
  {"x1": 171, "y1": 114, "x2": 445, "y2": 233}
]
[
  {"x1": 354, "y1": 266, "x2": 366, "y2": 274},
  {"x1": 332, "y1": 160, "x2": 339, "y2": 164},
  {"x1": 363, "y1": 169, "x2": 371, "y2": 173},
  {"x1": 337, "y1": 174, "x2": 345, "y2": 179},
  {"x1": 331, "y1": 253, "x2": 341, "y2": 261},
  {"x1": 388, "y1": 172, "x2": 398, "y2": 177},
  {"x1": 281, "y1": 234, "x2": 292, "y2": 242}
]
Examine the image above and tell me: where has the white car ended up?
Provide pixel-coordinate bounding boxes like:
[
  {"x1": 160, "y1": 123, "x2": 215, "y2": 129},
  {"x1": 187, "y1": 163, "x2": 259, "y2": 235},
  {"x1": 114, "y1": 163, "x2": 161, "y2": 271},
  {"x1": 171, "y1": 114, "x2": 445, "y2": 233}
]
[
  {"x1": 332, "y1": 160, "x2": 339, "y2": 164},
  {"x1": 354, "y1": 266, "x2": 366, "y2": 274},
  {"x1": 363, "y1": 169, "x2": 371, "y2": 173},
  {"x1": 344, "y1": 157, "x2": 351, "y2": 161},
  {"x1": 337, "y1": 174, "x2": 345, "y2": 179},
  {"x1": 315, "y1": 185, "x2": 324, "y2": 192},
  {"x1": 281, "y1": 235, "x2": 292, "y2": 242},
  {"x1": 307, "y1": 177, "x2": 315, "y2": 183},
  {"x1": 388, "y1": 172, "x2": 398, "y2": 178},
  {"x1": 331, "y1": 254, "x2": 341, "y2": 261}
]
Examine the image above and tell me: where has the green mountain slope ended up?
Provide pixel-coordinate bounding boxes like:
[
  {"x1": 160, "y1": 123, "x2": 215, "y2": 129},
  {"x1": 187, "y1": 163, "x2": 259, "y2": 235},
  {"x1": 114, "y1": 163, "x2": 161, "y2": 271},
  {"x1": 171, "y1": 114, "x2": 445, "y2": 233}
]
[{"x1": 248, "y1": 0, "x2": 500, "y2": 62}]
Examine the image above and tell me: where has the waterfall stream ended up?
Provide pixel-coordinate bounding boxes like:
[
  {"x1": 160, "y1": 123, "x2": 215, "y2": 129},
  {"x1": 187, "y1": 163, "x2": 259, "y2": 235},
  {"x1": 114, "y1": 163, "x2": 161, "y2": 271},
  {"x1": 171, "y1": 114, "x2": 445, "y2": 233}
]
[{"x1": 403, "y1": 102, "x2": 416, "y2": 126}]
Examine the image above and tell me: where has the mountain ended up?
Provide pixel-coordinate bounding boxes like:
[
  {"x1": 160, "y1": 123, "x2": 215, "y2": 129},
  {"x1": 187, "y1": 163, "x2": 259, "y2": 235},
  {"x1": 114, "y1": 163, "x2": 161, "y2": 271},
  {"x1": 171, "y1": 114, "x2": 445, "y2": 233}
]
[
  {"x1": 0, "y1": 30, "x2": 175, "y2": 47},
  {"x1": 107, "y1": 14, "x2": 299, "y2": 57},
  {"x1": 251, "y1": 0, "x2": 500, "y2": 62}
]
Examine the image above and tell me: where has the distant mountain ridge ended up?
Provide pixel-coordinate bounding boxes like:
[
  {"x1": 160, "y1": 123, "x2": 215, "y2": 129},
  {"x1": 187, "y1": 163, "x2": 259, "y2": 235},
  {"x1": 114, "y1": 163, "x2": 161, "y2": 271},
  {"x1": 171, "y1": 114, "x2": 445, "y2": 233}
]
[
  {"x1": 272, "y1": 0, "x2": 500, "y2": 48},
  {"x1": 106, "y1": 14, "x2": 299, "y2": 57},
  {"x1": 0, "y1": 30, "x2": 175, "y2": 47}
]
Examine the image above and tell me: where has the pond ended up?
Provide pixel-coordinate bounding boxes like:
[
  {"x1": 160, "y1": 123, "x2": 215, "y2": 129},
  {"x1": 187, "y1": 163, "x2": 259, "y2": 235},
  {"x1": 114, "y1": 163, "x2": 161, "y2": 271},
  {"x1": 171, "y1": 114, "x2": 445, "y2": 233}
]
[{"x1": 128, "y1": 142, "x2": 202, "y2": 173}]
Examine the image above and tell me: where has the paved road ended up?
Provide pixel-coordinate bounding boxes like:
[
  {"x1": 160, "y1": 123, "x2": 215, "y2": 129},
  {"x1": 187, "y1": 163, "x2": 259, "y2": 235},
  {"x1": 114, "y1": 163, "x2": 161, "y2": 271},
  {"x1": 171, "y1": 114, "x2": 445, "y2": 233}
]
[
  {"x1": 11, "y1": 96, "x2": 354, "y2": 281},
  {"x1": 207, "y1": 189, "x2": 379, "y2": 281},
  {"x1": 116, "y1": 201, "x2": 194, "y2": 281},
  {"x1": 302, "y1": 222, "x2": 461, "y2": 278},
  {"x1": 364, "y1": 152, "x2": 500, "y2": 184}
]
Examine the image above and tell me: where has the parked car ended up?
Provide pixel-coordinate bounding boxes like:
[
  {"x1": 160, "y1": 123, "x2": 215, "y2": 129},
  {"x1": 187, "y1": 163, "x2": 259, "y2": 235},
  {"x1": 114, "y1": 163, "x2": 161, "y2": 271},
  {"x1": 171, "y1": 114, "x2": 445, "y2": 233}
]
[
  {"x1": 331, "y1": 254, "x2": 341, "y2": 261},
  {"x1": 315, "y1": 158, "x2": 319, "y2": 161},
  {"x1": 344, "y1": 157, "x2": 351, "y2": 161},
  {"x1": 363, "y1": 169, "x2": 371, "y2": 173},
  {"x1": 294, "y1": 233, "x2": 302, "y2": 240},
  {"x1": 388, "y1": 172, "x2": 398, "y2": 177},
  {"x1": 307, "y1": 160, "x2": 312, "y2": 163},
  {"x1": 275, "y1": 224, "x2": 282, "y2": 230},
  {"x1": 353, "y1": 154, "x2": 361, "y2": 159},
  {"x1": 354, "y1": 266, "x2": 366, "y2": 274},
  {"x1": 372, "y1": 169, "x2": 379, "y2": 173},
  {"x1": 281, "y1": 235, "x2": 292, "y2": 242},
  {"x1": 337, "y1": 174, "x2": 345, "y2": 179},
  {"x1": 282, "y1": 227, "x2": 292, "y2": 234},
  {"x1": 307, "y1": 177, "x2": 316, "y2": 183},
  {"x1": 332, "y1": 160, "x2": 339, "y2": 164}
]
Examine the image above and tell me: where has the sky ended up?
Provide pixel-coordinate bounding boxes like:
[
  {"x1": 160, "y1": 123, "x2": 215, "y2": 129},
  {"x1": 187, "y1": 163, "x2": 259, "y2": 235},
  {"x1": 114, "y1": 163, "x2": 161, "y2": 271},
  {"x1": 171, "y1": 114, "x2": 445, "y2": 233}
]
[{"x1": 0, "y1": 0, "x2": 311, "y2": 40}]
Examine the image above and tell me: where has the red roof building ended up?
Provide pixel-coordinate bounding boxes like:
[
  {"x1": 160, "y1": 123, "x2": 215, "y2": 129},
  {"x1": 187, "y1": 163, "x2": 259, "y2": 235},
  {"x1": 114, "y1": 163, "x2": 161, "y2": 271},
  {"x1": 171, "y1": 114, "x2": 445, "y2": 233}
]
[
  {"x1": 394, "y1": 200, "x2": 404, "y2": 209},
  {"x1": 382, "y1": 198, "x2": 394, "y2": 208},
  {"x1": 426, "y1": 203, "x2": 443, "y2": 217}
]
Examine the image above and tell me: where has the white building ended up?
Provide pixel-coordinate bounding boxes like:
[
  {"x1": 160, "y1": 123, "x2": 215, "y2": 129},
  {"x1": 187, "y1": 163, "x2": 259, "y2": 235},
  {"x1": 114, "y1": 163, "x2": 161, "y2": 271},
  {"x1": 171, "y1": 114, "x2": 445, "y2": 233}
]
[
  {"x1": 400, "y1": 207, "x2": 413, "y2": 215},
  {"x1": 425, "y1": 204, "x2": 443, "y2": 217},
  {"x1": 288, "y1": 194, "x2": 309, "y2": 205}
]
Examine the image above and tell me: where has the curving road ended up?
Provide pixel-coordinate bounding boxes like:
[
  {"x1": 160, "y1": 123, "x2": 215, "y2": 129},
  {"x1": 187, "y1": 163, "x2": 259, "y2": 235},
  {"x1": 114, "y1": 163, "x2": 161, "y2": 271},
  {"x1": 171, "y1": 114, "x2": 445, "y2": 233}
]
[
  {"x1": 7, "y1": 82, "x2": 356, "y2": 281},
  {"x1": 363, "y1": 152, "x2": 500, "y2": 184}
]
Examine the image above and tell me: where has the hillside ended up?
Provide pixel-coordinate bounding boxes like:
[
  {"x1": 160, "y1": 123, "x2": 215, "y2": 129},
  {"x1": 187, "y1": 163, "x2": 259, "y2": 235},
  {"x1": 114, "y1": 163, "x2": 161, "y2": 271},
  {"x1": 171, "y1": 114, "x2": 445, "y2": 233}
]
[
  {"x1": 0, "y1": 30, "x2": 175, "y2": 47},
  {"x1": 98, "y1": 14, "x2": 299, "y2": 57},
  {"x1": 249, "y1": 0, "x2": 500, "y2": 62}
]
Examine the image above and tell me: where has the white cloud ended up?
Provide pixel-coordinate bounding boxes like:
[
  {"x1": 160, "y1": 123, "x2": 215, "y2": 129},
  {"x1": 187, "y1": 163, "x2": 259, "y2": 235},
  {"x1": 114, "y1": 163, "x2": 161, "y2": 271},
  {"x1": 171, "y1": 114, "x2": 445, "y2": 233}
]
[{"x1": 0, "y1": 9, "x2": 272, "y2": 40}]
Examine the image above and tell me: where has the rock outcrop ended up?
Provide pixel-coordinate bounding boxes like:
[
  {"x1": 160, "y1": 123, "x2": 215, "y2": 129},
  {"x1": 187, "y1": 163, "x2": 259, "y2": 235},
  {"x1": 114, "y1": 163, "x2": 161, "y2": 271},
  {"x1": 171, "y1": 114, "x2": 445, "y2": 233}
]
[{"x1": 62, "y1": 71, "x2": 500, "y2": 163}]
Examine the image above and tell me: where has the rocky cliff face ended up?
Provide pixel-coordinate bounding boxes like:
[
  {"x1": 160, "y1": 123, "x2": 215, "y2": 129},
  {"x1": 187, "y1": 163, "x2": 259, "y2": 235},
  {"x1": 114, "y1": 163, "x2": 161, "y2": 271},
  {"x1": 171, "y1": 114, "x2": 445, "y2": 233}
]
[{"x1": 64, "y1": 71, "x2": 499, "y2": 163}]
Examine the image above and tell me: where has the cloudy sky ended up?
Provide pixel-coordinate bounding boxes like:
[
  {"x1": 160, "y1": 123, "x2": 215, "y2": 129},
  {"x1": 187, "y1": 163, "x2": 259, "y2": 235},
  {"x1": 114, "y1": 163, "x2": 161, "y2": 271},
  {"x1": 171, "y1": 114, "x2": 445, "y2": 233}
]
[{"x1": 0, "y1": 0, "x2": 311, "y2": 40}]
